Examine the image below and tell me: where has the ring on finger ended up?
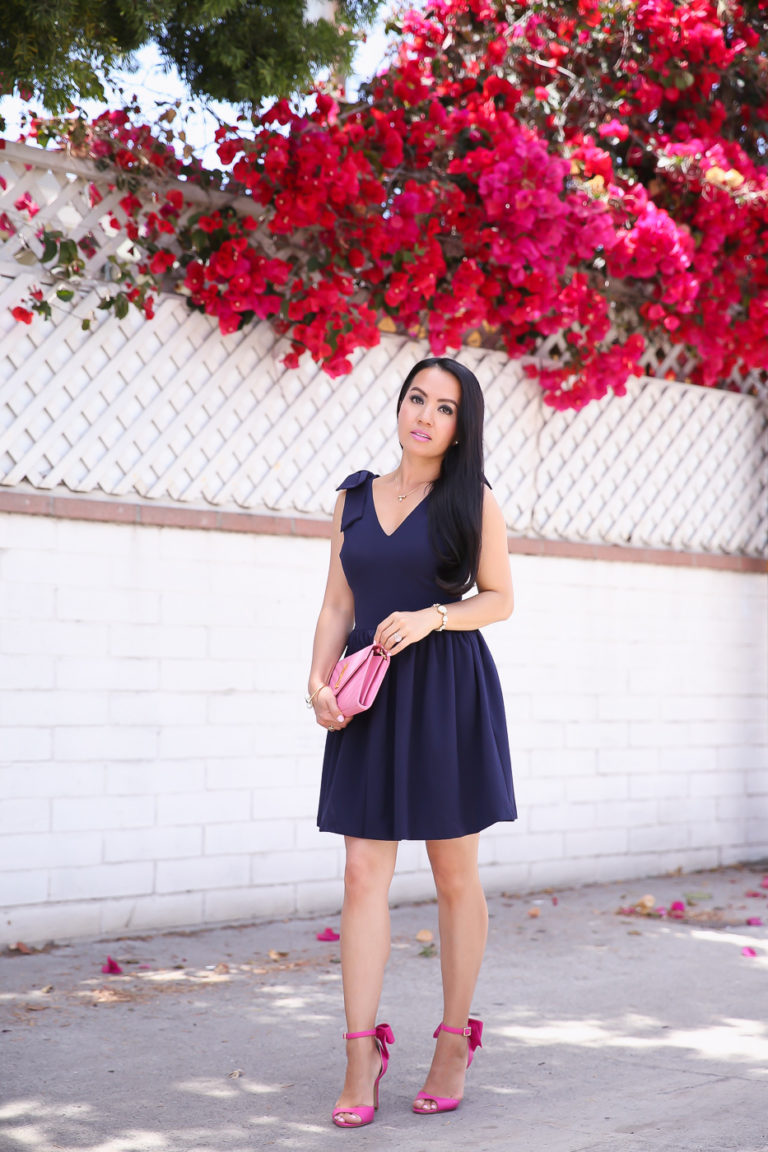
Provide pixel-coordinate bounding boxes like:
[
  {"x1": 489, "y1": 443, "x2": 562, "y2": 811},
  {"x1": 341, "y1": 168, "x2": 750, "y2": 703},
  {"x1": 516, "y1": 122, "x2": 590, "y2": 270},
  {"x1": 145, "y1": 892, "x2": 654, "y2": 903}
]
[
  {"x1": 327, "y1": 725, "x2": 336, "y2": 731},
  {"x1": 393, "y1": 632, "x2": 402, "y2": 644}
]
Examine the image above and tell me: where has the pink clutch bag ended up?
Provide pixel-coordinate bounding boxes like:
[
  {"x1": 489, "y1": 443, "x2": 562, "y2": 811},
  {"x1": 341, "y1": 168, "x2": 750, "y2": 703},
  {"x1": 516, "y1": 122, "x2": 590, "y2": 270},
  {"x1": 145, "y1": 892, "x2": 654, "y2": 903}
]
[{"x1": 329, "y1": 643, "x2": 390, "y2": 716}]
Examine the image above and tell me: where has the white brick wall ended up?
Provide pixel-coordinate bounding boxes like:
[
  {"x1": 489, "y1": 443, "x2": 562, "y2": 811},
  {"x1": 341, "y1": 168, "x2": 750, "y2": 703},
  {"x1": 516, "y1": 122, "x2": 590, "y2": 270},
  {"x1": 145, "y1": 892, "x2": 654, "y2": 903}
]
[{"x1": 0, "y1": 510, "x2": 766, "y2": 945}]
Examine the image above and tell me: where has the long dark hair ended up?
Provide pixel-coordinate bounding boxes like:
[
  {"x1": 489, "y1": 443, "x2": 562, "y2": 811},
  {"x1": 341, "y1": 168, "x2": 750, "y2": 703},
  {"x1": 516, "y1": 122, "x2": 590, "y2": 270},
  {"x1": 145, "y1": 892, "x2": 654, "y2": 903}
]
[{"x1": 396, "y1": 357, "x2": 485, "y2": 596}]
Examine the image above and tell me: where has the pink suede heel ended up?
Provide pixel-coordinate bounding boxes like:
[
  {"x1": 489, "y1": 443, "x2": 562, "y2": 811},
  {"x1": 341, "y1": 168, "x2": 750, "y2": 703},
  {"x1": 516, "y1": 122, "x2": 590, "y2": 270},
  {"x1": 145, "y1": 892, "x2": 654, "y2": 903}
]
[
  {"x1": 412, "y1": 1018, "x2": 483, "y2": 1115},
  {"x1": 332, "y1": 1023, "x2": 395, "y2": 1129}
]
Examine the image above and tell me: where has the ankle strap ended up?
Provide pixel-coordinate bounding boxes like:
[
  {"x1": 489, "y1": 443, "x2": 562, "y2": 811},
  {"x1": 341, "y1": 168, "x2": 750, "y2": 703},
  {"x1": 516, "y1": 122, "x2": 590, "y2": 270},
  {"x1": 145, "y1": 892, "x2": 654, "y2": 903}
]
[
  {"x1": 434, "y1": 1022, "x2": 471, "y2": 1037},
  {"x1": 343, "y1": 1023, "x2": 395, "y2": 1057}
]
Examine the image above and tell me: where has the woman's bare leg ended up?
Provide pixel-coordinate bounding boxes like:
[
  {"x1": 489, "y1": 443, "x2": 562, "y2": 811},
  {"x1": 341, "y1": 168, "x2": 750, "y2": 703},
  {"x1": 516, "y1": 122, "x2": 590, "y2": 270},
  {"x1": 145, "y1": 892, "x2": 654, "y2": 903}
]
[
  {"x1": 334, "y1": 835, "x2": 398, "y2": 1123},
  {"x1": 413, "y1": 833, "x2": 488, "y2": 1111}
]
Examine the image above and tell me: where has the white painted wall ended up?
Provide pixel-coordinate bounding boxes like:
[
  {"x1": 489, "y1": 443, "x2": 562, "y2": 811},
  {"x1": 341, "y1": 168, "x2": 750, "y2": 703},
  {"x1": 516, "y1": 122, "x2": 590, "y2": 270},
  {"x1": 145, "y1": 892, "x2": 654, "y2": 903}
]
[{"x1": 1, "y1": 511, "x2": 766, "y2": 945}]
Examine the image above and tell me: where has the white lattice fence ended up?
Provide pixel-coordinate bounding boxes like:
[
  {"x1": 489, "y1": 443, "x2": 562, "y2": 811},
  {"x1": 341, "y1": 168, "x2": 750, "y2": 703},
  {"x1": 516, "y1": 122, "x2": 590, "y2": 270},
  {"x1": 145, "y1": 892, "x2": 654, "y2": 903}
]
[
  {"x1": 525, "y1": 379, "x2": 768, "y2": 553},
  {"x1": 0, "y1": 144, "x2": 125, "y2": 282},
  {"x1": 0, "y1": 140, "x2": 247, "y2": 288},
  {"x1": 1, "y1": 143, "x2": 767, "y2": 556}
]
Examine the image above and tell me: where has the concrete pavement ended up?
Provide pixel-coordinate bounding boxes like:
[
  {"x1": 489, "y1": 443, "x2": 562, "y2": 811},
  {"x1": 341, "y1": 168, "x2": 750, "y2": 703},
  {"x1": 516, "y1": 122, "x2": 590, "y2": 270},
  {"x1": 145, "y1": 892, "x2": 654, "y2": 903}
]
[{"x1": 1, "y1": 863, "x2": 767, "y2": 1152}]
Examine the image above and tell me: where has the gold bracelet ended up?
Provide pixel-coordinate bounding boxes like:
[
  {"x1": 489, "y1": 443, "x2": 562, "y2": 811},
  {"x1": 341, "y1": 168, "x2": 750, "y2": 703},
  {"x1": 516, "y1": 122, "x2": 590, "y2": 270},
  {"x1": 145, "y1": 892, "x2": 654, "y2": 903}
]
[
  {"x1": 432, "y1": 603, "x2": 447, "y2": 632},
  {"x1": 305, "y1": 684, "x2": 327, "y2": 708}
]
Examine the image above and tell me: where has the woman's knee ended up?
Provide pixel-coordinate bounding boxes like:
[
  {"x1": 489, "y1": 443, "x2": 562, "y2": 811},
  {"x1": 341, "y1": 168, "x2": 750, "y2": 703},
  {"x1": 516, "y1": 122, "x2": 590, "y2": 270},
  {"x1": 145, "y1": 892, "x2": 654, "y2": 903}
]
[
  {"x1": 432, "y1": 863, "x2": 480, "y2": 903},
  {"x1": 343, "y1": 841, "x2": 396, "y2": 901},
  {"x1": 428, "y1": 841, "x2": 482, "y2": 902}
]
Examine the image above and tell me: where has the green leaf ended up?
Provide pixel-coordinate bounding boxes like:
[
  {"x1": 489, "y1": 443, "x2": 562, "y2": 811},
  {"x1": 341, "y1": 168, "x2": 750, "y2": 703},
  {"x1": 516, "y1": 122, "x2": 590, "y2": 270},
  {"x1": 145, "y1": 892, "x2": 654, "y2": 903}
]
[
  {"x1": 114, "y1": 293, "x2": 130, "y2": 319},
  {"x1": 58, "y1": 238, "x2": 78, "y2": 265},
  {"x1": 81, "y1": 318, "x2": 91, "y2": 331},
  {"x1": 41, "y1": 236, "x2": 60, "y2": 263},
  {"x1": 56, "y1": 288, "x2": 74, "y2": 301}
]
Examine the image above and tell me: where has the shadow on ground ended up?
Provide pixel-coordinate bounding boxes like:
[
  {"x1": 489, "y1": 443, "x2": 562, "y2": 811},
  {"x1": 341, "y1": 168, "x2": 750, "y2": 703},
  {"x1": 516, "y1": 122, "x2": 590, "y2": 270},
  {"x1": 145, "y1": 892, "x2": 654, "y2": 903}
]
[{"x1": 1, "y1": 866, "x2": 767, "y2": 1152}]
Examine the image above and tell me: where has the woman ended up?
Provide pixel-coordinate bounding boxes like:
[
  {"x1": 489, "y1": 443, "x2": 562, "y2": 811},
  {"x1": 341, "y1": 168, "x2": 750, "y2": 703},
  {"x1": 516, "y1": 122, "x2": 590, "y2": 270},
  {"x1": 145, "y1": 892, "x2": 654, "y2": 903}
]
[{"x1": 306, "y1": 356, "x2": 516, "y2": 1127}]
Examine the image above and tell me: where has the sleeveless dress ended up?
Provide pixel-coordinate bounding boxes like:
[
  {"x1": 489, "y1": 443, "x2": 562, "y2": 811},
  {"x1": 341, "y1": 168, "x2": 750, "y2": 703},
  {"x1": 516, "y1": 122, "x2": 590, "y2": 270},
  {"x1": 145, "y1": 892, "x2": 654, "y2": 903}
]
[{"x1": 317, "y1": 471, "x2": 517, "y2": 841}]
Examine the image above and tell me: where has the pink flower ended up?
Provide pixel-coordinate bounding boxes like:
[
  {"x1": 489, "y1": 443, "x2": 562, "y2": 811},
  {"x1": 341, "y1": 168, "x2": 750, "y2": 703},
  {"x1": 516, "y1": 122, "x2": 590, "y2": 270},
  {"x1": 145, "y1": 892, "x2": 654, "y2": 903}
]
[
  {"x1": 13, "y1": 191, "x2": 39, "y2": 217},
  {"x1": 101, "y1": 956, "x2": 123, "y2": 974},
  {"x1": 598, "y1": 118, "x2": 629, "y2": 142},
  {"x1": 316, "y1": 927, "x2": 340, "y2": 941}
]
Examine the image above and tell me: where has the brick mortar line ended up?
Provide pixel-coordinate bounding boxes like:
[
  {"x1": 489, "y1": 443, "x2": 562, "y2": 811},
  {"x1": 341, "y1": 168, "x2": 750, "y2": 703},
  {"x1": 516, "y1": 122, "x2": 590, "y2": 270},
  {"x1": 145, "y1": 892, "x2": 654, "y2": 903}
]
[{"x1": 0, "y1": 488, "x2": 765, "y2": 573}]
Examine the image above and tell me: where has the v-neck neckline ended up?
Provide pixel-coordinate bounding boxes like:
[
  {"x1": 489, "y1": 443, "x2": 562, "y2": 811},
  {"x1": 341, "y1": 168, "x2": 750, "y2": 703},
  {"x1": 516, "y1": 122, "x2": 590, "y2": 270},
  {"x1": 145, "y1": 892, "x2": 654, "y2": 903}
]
[{"x1": 370, "y1": 476, "x2": 432, "y2": 538}]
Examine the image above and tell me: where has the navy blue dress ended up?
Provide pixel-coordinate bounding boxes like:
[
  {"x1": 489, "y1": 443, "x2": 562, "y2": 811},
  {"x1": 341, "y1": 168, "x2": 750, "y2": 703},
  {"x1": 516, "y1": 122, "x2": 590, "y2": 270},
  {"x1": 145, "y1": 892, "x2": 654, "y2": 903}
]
[{"x1": 317, "y1": 471, "x2": 517, "y2": 841}]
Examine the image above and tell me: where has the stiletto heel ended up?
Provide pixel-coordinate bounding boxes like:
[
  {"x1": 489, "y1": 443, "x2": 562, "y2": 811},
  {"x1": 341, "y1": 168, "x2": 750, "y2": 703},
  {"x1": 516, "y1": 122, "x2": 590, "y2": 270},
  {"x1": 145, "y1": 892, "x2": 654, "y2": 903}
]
[
  {"x1": 412, "y1": 1017, "x2": 483, "y2": 1115},
  {"x1": 332, "y1": 1022, "x2": 395, "y2": 1128}
]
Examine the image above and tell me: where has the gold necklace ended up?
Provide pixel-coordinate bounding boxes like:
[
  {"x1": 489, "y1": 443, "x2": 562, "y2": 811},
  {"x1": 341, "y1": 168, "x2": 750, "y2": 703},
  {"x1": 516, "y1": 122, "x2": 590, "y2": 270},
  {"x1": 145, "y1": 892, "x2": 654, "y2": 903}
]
[{"x1": 396, "y1": 482, "x2": 427, "y2": 503}]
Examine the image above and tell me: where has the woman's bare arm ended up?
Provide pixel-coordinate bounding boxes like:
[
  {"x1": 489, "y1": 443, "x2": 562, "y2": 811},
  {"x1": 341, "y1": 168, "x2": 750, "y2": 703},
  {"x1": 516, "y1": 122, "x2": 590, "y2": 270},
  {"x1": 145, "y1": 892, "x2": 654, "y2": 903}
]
[
  {"x1": 374, "y1": 487, "x2": 513, "y2": 651},
  {"x1": 307, "y1": 492, "x2": 356, "y2": 728}
]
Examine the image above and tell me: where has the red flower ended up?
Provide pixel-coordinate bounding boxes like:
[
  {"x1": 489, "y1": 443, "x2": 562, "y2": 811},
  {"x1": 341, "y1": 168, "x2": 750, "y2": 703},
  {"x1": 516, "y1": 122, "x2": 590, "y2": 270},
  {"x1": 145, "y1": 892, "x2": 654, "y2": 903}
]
[
  {"x1": 149, "y1": 251, "x2": 175, "y2": 275},
  {"x1": 217, "y1": 137, "x2": 243, "y2": 166},
  {"x1": 119, "y1": 193, "x2": 142, "y2": 218},
  {"x1": 165, "y1": 190, "x2": 184, "y2": 213},
  {"x1": 11, "y1": 306, "x2": 34, "y2": 324},
  {"x1": 315, "y1": 93, "x2": 338, "y2": 121},
  {"x1": 198, "y1": 212, "x2": 223, "y2": 234},
  {"x1": 184, "y1": 262, "x2": 206, "y2": 294},
  {"x1": 486, "y1": 36, "x2": 507, "y2": 65},
  {"x1": 218, "y1": 310, "x2": 241, "y2": 335},
  {"x1": 12, "y1": 0, "x2": 768, "y2": 410}
]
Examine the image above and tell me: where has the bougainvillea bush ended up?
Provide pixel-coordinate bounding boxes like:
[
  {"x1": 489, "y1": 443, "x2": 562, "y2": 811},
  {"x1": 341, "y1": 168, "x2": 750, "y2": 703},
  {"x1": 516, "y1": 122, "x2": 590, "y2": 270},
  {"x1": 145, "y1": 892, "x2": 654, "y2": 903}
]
[{"x1": 5, "y1": 0, "x2": 768, "y2": 409}]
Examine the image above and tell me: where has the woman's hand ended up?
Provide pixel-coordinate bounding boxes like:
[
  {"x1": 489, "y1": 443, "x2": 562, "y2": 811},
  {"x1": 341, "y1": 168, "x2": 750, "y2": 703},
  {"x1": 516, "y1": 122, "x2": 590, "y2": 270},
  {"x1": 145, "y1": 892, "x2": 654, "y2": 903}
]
[
  {"x1": 375, "y1": 607, "x2": 439, "y2": 654},
  {"x1": 312, "y1": 685, "x2": 351, "y2": 733}
]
